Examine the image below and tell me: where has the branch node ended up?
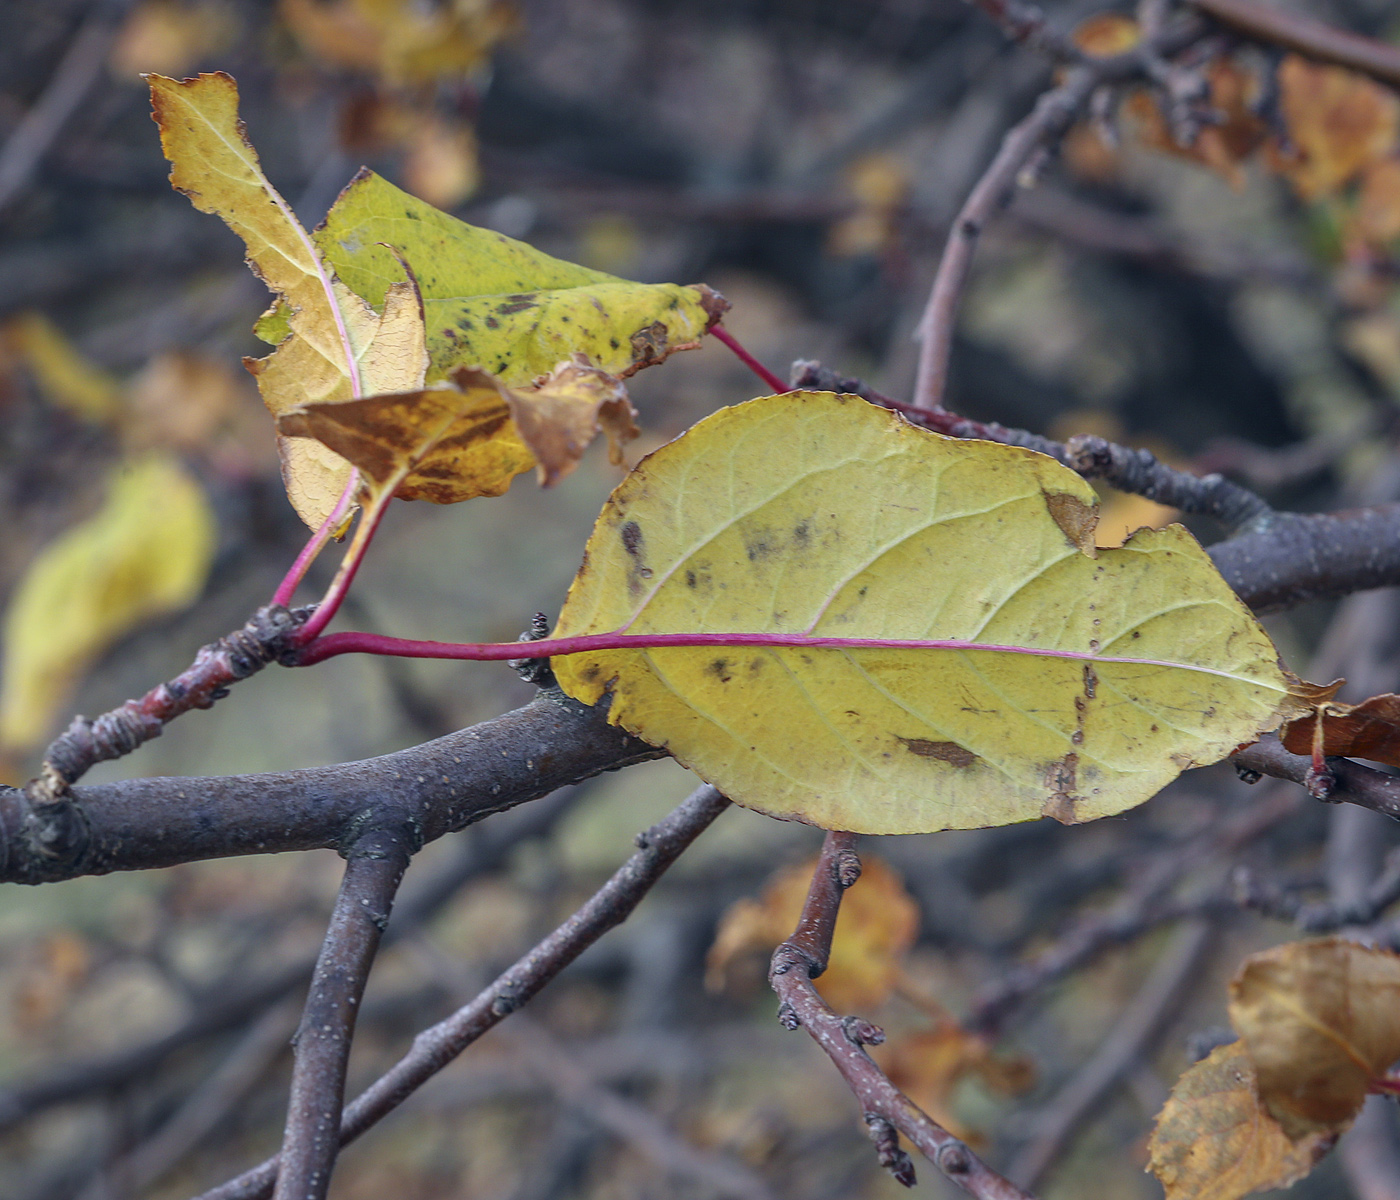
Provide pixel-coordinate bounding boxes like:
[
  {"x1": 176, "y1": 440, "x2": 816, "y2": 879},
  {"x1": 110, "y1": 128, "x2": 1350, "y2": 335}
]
[
  {"x1": 936, "y1": 1140, "x2": 973, "y2": 1176},
  {"x1": 509, "y1": 612, "x2": 557, "y2": 687},
  {"x1": 1234, "y1": 764, "x2": 1263, "y2": 784},
  {"x1": 777, "y1": 1001, "x2": 801, "y2": 1030},
  {"x1": 864, "y1": 1114, "x2": 917, "y2": 1187},
  {"x1": 835, "y1": 846, "x2": 862, "y2": 889},
  {"x1": 1306, "y1": 761, "x2": 1339, "y2": 801},
  {"x1": 843, "y1": 1016, "x2": 886, "y2": 1046}
]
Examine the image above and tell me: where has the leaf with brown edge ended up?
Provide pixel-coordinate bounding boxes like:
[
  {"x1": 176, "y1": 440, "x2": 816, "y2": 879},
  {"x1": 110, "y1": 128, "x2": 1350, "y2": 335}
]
[
  {"x1": 1228, "y1": 938, "x2": 1400, "y2": 1139},
  {"x1": 1279, "y1": 692, "x2": 1400, "y2": 767},
  {"x1": 1147, "y1": 1043, "x2": 1337, "y2": 1200},
  {"x1": 276, "y1": 367, "x2": 531, "y2": 505},
  {"x1": 148, "y1": 71, "x2": 428, "y2": 528},
  {"x1": 505, "y1": 355, "x2": 638, "y2": 486},
  {"x1": 705, "y1": 853, "x2": 918, "y2": 1012}
]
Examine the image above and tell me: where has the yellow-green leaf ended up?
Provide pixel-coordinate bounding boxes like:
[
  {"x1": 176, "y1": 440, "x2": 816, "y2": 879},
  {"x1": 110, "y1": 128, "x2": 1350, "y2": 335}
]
[
  {"x1": 307, "y1": 168, "x2": 728, "y2": 385},
  {"x1": 550, "y1": 391, "x2": 1301, "y2": 835},
  {"x1": 148, "y1": 72, "x2": 428, "y2": 528},
  {"x1": 1228, "y1": 937, "x2": 1400, "y2": 1139},
  {"x1": 1147, "y1": 1043, "x2": 1336, "y2": 1200},
  {"x1": 0, "y1": 455, "x2": 216, "y2": 751}
]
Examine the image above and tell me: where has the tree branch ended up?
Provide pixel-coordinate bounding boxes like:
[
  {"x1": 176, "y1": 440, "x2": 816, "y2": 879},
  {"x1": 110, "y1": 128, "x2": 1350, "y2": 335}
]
[
  {"x1": 769, "y1": 832, "x2": 1037, "y2": 1199},
  {"x1": 1232, "y1": 736, "x2": 1400, "y2": 819},
  {"x1": 195, "y1": 784, "x2": 731, "y2": 1200},
  {"x1": 0, "y1": 689, "x2": 660, "y2": 885},
  {"x1": 274, "y1": 819, "x2": 415, "y2": 1200}
]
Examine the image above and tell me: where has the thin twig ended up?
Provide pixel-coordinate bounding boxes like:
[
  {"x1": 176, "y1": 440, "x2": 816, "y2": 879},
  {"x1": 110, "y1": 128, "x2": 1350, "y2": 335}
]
[
  {"x1": 1005, "y1": 919, "x2": 1214, "y2": 1188},
  {"x1": 769, "y1": 832, "x2": 1036, "y2": 1199},
  {"x1": 0, "y1": 788, "x2": 583, "y2": 1133},
  {"x1": 789, "y1": 360, "x2": 1273, "y2": 531},
  {"x1": 0, "y1": 12, "x2": 117, "y2": 212},
  {"x1": 193, "y1": 784, "x2": 731, "y2": 1200},
  {"x1": 1233, "y1": 737, "x2": 1400, "y2": 819},
  {"x1": 76, "y1": 999, "x2": 301, "y2": 1200},
  {"x1": 273, "y1": 820, "x2": 416, "y2": 1200}
]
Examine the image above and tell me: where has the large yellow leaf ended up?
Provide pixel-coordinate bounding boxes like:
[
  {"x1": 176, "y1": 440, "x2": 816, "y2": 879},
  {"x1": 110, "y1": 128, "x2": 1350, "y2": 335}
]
[
  {"x1": 2, "y1": 312, "x2": 122, "y2": 423},
  {"x1": 303, "y1": 168, "x2": 728, "y2": 387},
  {"x1": 1228, "y1": 938, "x2": 1400, "y2": 1139},
  {"x1": 1147, "y1": 1044, "x2": 1336, "y2": 1200},
  {"x1": 0, "y1": 455, "x2": 216, "y2": 751},
  {"x1": 149, "y1": 72, "x2": 428, "y2": 528},
  {"x1": 551, "y1": 392, "x2": 1302, "y2": 834}
]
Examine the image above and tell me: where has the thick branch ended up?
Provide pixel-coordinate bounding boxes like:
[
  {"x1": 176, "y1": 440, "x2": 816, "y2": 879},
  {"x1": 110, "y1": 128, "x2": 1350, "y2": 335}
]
[
  {"x1": 0, "y1": 689, "x2": 660, "y2": 885},
  {"x1": 274, "y1": 820, "x2": 414, "y2": 1200},
  {"x1": 1232, "y1": 737, "x2": 1400, "y2": 820},
  {"x1": 769, "y1": 832, "x2": 1036, "y2": 1199},
  {"x1": 196, "y1": 784, "x2": 730, "y2": 1200}
]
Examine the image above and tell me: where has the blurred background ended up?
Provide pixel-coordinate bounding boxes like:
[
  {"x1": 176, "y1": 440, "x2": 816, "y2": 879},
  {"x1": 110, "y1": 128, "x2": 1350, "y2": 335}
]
[{"x1": 3, "y1": 0, "x2": 1400, "y2": 1196}]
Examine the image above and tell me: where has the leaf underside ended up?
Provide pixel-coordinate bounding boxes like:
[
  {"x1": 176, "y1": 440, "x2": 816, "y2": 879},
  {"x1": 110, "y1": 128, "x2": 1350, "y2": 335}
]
[{"x1": 551, "y1": 392, "x2": 1298, "y2": 835}]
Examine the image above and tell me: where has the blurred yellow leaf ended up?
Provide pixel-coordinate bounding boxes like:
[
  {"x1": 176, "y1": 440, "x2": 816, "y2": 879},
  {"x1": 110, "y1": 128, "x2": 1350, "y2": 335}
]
[
  {"x1": 1273, "y1": 55, "x2": 1399, "y2": 201},
  {"x1": 280, "y1": 0, "x2": 515, "y2": 86},
  {"x1": 827, "y1": 153, "x2": 910, "y2": 258},
  {"x1": 150, "y1": 71, "x2": 429, "y2": 528},
  {"x1": 1342, "y1": 310, "x2": 1400, "y2": 392},
  {"x1": 1072, "y1": 14, "x2": 1140, "y2": 57},
  {"x1": 2, "y1": 312, "x2": 121, "y2": 423},
  {"x1": 0, "y1": 455, "x2": 216, "y2": 751},
  {"x1": 1353, "y1": 157, "x2": 1400, "y2": 246},
  {"x1": 110, "y1": 0, "x2": 237, "y2": 78},
  {"x1": 706, "y1": 853, "x2": 918, "y2": 1012},
  {"x1": 882, "y1": 1024, "x2": 1034, "y2": 1143},
  {"x1": 1228, "y1": 937, "x2": 1400, "y2": 1138},
  {"x1": 552, "y1": 392, "x2": 1304, "y2": 835},
  {"x1": 126, "y1": 350, "x2": 256, "y2": 451},
  {"x1": 1147, "y1": 1043, "x2": 1336, "y2": 1200},
  {"x1": 403, "y1": 114, "x2": 480, "y2": 209}
]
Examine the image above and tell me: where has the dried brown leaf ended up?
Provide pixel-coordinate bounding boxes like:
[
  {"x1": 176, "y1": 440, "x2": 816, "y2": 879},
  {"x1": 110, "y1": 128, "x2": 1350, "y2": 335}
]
[
  {"x1": 505, "y1": 355, "x2": 637, "y2": 486},
  {"x1": 1279, "y1": 692, "x2": 1400, "y2": 766},
  {"x1": 1148, "y1": 1043, "x2": 1336, "y2": 1200},
  {"x1": 1229, "y1": 937, "x2": 1400, "y2": 1138}
]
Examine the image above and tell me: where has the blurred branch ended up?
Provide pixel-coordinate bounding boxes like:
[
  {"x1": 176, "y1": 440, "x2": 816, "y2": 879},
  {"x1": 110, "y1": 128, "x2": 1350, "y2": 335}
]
[
  {"x1": 196, "y1": 784, "x2": 731, "y2": 1200},
  {"x1": 274, "y1": 821, "x2": 415, "y2": 1200},
  {"x1": 0, "y1": 10, "x2": 119, "y2": 214},
  {"x1": 0, "y1": 788, "x2": 583, "y2": 1131},
  {"x1": 1005, "y1": 919, "x2": 1214, "y2": 1188},
  {"x1": 769, "y1": 832, "x2": 1036, "y2": 1199},
  {"x1": 1191, "y1": 0, "x2": 1400, "y2": 89}
]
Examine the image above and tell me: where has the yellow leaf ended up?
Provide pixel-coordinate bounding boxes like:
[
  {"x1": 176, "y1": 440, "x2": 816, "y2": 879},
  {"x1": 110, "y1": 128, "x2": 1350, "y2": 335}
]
[
  {"x1": 705, "y1": 854, "x2": 918, "y2": 1012},
  {"x1": 148, "y1": 72, "x2": 428, "y2": 528},
  {"x1": 1274, "y1": 55, "x2": 1400, "y2": 201},
  {"x1": 2, "y1": 312, "x2": 122, "y2": 423},
  {"x1": 551, "y1": 392, "x2": 1302, "y2": 835},
  {"x1": 308, "y1": 169, "x2": 728, "y2": 387},
  {"x1": 402, "y1": 114, "x2": 480, "y2": 210},
  {"x1": 1147, "y1": 1043, "x2": 1336, "y2": 1200},
  {"x1": 1072, "y1": 14, "x2": 1140, "y2": 57},
  {"x1": 279, "y1": 0, "x2": 516, "y2": 86},
  {"x1": 1354, "y1": 157, "x2": 1400, "y2": 246},
  {"x1": 0, "y1": 455, "x2": 216, "y2": 751},
  {"x1": 1228, "y1": 937, "x2": 1400, "y2": 1139},
  {"x1": 882, "y1": 1024, "x2": 1035, "y2": 1144},
  {"x1": 110, "y1": 0, "x2": 238, "y2": 79}
]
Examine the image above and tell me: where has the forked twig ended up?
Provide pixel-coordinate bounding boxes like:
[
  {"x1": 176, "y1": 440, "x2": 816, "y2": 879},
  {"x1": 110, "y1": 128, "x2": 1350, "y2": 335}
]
[
  {"x1": 195, "y1": 784, "x2": 730, "y2": 1200},
  {"x1": 769, "y1": 832, "x2": 1037, "y2": 1199}
]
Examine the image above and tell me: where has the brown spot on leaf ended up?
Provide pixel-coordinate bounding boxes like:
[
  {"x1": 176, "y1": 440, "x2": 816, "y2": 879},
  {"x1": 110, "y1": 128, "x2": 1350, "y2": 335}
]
[
  {"x1": 1042, "y1": 752, "x2": 1083, "y2": 824},
  {"x1": 707, "y1": 659, "x2": 733, "y2": 683},
  {"x1": 629, "y1": 320, "x2": 670, "y2": 368},
  {"x1": 900, "y1": 738, "x2": 977, "y2": 768},
  {"x1": 619, "y1": 519, "x2": 652, "y2": 593},
  {"x1": 1082, "y1": 663, "x2": 1097, "y2": 699},
  {"x1": 1044, "y1": 491, "x2": 1099, "y2": 555}
]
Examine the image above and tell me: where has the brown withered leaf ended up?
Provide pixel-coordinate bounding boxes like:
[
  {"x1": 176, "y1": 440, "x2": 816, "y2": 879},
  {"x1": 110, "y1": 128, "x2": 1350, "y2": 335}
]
[
  {"x1": 706, "y1": 854, "x2": 919, "y2": 1012},
  {"x1": 1279, "y1": 692, "x2": 1400, "y2": 767},
  {"x1": 882, "y1": 1024, "x2": 1034, "y2": 1144},
  {"x1": 1147, "y1": 1043, "x2": 1337, "y2": 1200},
  {"x1": 1229, "y1": 937, "x2": 1400, "y2": 1139},
  {"x1": 1124, "y1": 57, "x2": 1266, "y2": 188},
  {"x1": 1272, "y1": 55, "x2": 1400, "y2": 201},
  {"x1": 276, "y1": 366, "x2": 531, "y2": 505},
  {"x1": 505, "y1": 355, "x2": 637, "y2": 486}
]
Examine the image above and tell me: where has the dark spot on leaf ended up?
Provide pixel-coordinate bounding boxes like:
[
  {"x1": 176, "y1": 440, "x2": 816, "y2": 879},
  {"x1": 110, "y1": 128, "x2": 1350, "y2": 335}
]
[
  {"x1": 610, "y1": 337, "x2": 620, "y2": 349},
  {"x1": 900, "y1": 738, "x2": 976, "y2": 768},
  {"x1": 629, "y1": 320, "x2": 670, "y2": 368},
  {"x1": 485, "y1": 316, "x2": 500, "y2": 330},
  {"x1": 707, "y1": 659, "x2": 732, "y2": 683},
  {"x1": 1083, "y1": 664, "x2": 1098, "y2": 700},
  {"x1": 1044, "y1": 491, "x2": 1098, "y2": 555},
  {"x1": 686, "y1": 570, "x2": 697, "y2": 588},
  {"x1": 1042, "y1": 752, "x2": 1084, "y2": 825},
  {"x1": 794, "y1": 520, "x2": 810, "y2": 546},
  {"x1": 622, "y1": 521, "x2": 643, "y2": 556},
  {"x1": 620, "y1": 520, "x2": 651, "y2": 592},
  {"x1": 749, "y1": 658, "x2": 764, "y2": 673},
  {"x1": 1132, "y1": 630, "x2": 1141, "y2": 639}
]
